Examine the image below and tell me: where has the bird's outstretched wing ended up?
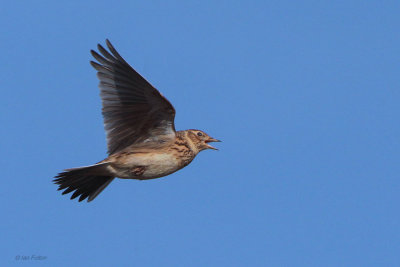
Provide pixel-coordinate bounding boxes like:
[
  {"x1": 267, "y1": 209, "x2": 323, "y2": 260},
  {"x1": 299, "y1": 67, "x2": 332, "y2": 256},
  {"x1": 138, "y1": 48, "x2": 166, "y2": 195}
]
[{"x1": 90, "y1": 40, "x2": 176, "y2": 155}]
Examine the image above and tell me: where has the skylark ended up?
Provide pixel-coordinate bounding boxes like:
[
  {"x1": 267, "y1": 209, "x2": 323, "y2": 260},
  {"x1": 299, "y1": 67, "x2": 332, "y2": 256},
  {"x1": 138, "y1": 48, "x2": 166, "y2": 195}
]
[{"x1": 54, "y1": 40, "x2": 220, "y2": 202}]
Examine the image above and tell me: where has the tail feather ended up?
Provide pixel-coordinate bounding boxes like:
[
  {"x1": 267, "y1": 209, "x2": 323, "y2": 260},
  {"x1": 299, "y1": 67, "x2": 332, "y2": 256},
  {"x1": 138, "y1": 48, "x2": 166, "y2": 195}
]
[{"x1": 54, "y1": 163, "x2": 114, "y2": 202}]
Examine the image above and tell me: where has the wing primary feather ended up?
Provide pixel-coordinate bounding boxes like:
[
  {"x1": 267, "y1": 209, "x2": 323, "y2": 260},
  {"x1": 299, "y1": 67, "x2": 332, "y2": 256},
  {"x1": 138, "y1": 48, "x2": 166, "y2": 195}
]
[
  {"x1": 91, "y1": 50, "x2": 111, "y2": 66},
  {"x1": 105, "y1": 39, "x2": 129, "y2": 64},
  {"x1": 97, "y1": 44, "x2": 117, "y2": 62}
]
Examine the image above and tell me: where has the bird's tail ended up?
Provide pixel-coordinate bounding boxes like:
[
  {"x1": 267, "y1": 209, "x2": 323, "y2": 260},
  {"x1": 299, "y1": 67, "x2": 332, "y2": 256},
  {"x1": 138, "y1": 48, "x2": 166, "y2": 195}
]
[{"x1": 53, "y1": 162, "x2": 114, "y2": 202}]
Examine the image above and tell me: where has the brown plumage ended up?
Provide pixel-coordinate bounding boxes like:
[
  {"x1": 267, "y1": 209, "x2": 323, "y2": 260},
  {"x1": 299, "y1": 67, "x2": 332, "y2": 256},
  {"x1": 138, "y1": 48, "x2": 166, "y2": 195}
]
[{"x1": 53, "y1": 40, "x2": 220, "y2": 202}]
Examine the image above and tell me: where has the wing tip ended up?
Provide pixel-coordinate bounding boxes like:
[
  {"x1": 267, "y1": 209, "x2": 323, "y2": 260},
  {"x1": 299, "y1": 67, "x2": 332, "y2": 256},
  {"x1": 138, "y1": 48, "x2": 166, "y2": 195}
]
[
  {"x1": 90, "y1": 60, "x2": 99, "y2": 68},
  {"x1": 105, "y1": 39, "x2": 113, "y2": 49}
]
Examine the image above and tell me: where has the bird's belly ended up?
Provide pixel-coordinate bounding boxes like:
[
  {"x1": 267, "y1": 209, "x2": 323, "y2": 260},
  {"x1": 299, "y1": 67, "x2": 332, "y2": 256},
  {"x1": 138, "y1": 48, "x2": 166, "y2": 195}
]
[{"x1": 110, "y1": 153, "x2": 181, "y2": 179}]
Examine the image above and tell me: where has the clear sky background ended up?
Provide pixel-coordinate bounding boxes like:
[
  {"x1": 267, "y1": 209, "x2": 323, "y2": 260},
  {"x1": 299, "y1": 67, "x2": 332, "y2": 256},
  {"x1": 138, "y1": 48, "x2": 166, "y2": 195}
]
[{"x1": 1, "y1": 1, "x2": 399, "y2": 266}]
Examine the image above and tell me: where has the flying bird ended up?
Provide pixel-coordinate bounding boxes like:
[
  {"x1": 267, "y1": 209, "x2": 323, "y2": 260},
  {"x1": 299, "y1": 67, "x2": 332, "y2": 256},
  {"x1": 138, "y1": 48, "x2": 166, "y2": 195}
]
[{"x1": 54, "y1": 40, "x2": 220, "y2": 202}]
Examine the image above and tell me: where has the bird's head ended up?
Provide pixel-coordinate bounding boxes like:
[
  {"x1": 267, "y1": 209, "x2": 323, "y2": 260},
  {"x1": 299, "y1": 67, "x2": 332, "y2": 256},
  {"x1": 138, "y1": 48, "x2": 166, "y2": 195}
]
[{"x1": 187, "y1": 130, "x2": 221, "y2": 152}]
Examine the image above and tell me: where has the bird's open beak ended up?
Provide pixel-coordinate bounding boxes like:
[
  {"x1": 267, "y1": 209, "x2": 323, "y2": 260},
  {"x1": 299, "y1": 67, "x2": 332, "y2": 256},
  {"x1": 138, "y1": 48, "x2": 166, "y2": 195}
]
[{"x1": 205, "y1": 137, "x2": 221, "y2": 150}]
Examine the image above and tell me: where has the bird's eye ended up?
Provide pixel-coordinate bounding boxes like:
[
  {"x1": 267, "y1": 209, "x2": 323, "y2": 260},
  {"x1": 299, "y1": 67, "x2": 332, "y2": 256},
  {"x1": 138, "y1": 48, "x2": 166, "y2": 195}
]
[{"x1": 197, "y1": 132, "x2": 203, "y2": 137}]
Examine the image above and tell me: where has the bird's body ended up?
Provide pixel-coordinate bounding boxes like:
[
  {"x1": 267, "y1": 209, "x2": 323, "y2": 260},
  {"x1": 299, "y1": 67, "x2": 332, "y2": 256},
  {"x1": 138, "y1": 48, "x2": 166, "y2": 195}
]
[
  {"x1": 108, "y1": 150, "x2": 183, "y2": 179},
  {"x1": 54, "y1": 40, "x2": 220, "y2": 202},
  {"x1": 102, "y1": 130, "x2": 197, "y2": 179}
]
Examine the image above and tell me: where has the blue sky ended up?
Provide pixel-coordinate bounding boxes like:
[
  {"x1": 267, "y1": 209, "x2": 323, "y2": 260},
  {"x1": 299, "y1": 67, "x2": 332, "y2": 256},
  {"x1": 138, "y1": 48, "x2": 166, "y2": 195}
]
[{"x1": 1, "y1": 1, "x2": 399, "y2": 266}]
